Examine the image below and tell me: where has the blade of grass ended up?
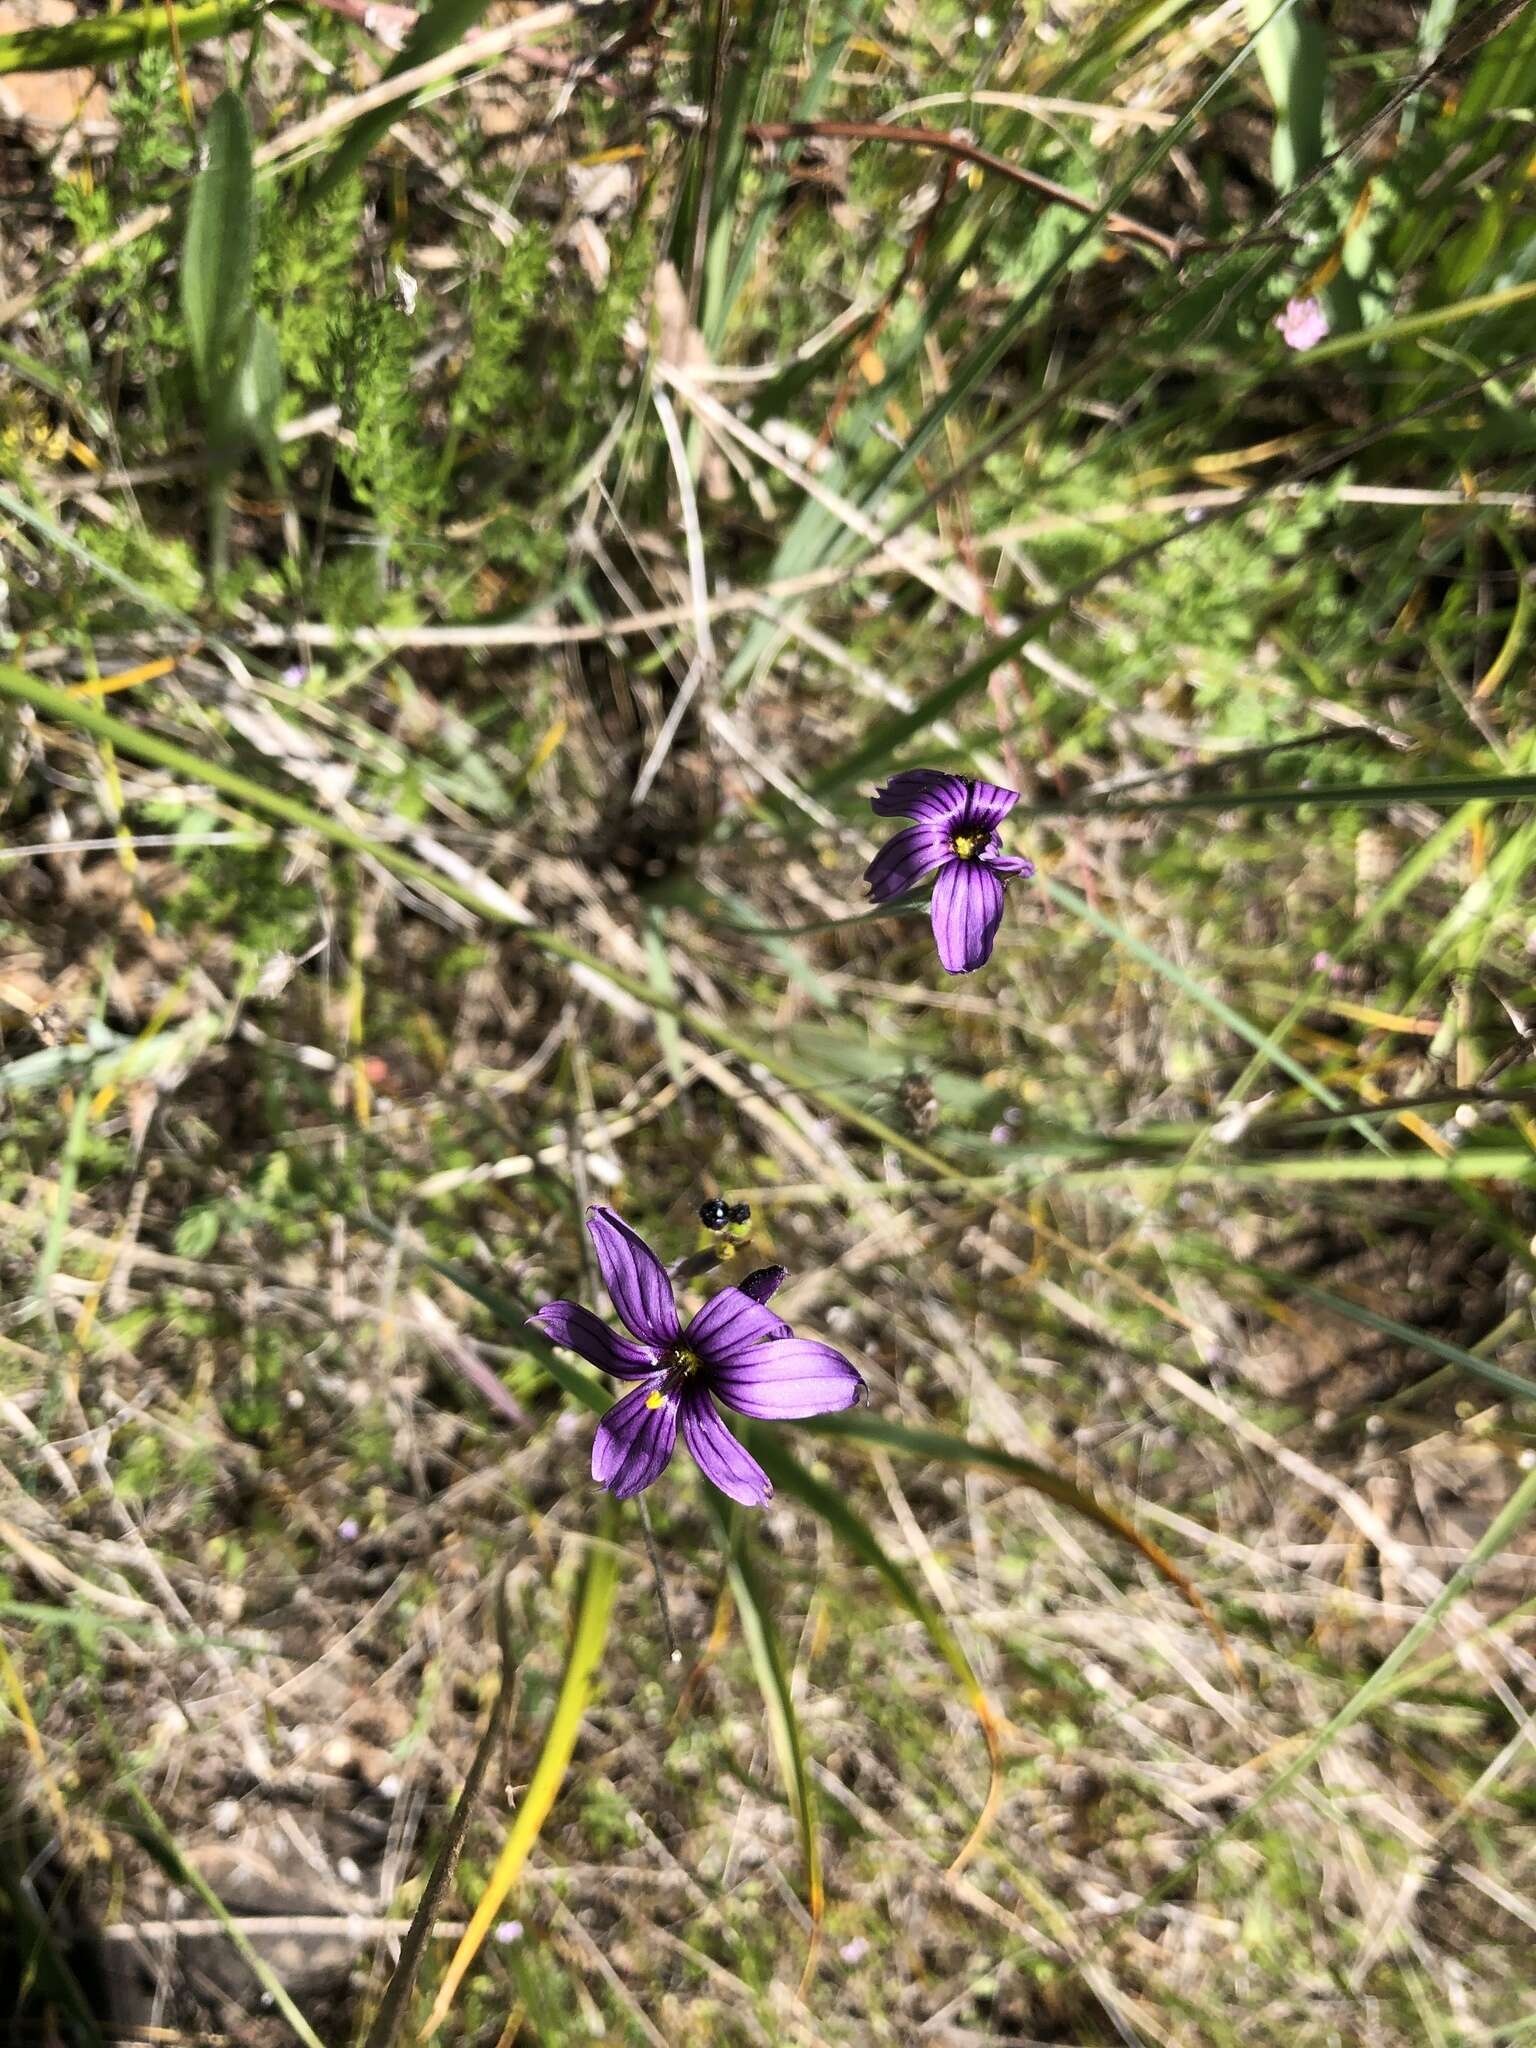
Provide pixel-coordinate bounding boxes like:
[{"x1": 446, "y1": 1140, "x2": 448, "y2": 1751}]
[
  {"x1": 0, "y1": 664, "x2": 1267, "y2": 1367},
  {"x1": 1124, "y1": 1458, "x2": 1536, "y2": 1916},
  {"x1": 421, "y1": 1508, "x2": 620, "y2": 2036},
  {"x1": 0, "y1": 0, "x2": 260, "y2": 73},
  {"x1": 754, "y1": 1438, "x2": 1004, "y2": 1873},
  {"x1": 115, "y1": 1779, "x2": 329, "y2": 2048},
  {"x1": 309, "y1": 0, "x2": 501, "y2": 198},
  {"x1": 1177, "y1": 1244, "x2": 1536, "y2": 1407},
  {"x1": 707, "y1": 1496, "x2": 824, "y2": 1980},
  {"x1": 1026, "y1": 769, "x2": 1536, "y2": 819},
  {"x1": 802, "y1": 1410, "x2": 1234, "y2": 1674},
  {"x1": 1042, "y1": 874, "x2": 1390, "y2": 1152},
  {"x1": 362, "y1": 1572, "x2": 516, "y2": 2048}
]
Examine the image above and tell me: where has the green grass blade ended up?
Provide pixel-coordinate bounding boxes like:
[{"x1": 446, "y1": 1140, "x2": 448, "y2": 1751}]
[
  {"x1": 0, "y1": 0, "x2": 260, "y2": 74},
  {"x1": 1028, "y1": 770, "x2": 1536, "y2": 819},
  {"x1": 362, "y1": 1574, "x2": 518, "y2": 2048},
  {"x1": 1043, "y1": 875, "x2": 1389, "y2": 1150},
  {"x1": 801, "y1": 1411, "x2": 1232, "y2": 1667},
  {"x1": 309, "y1": 0, "x2": 498, "y2": 198},
  {"x1": 421, "y1": 1506, "x2": 621, "y2": 2035},
  {"x1": 709, "y1": 1500, "x2": 824, "y2": 1949},
  {"x1": 756, "y1": 1438, "x2": 1004, "y2": 1870},
  {"x1": 116, "y1": 1779, "x2": 329, "y2": 2048},
  {"x1": 1137, "y1": 1459, "x2": 1536, "y2": 1907},
  {"x1": 1200, "y1": 1253, "x2": 1536, "y2": 1408}
]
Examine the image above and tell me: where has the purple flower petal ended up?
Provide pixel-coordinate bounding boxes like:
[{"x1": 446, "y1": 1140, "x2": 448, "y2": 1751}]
[
  {"x1": 737, "y1": 1265, "x2": 788, "y2": 1304},
  {"x1": 870, "y1": 770, "x2": 970, "y2": 824},
  {"x1": 984, "y1": 852, "x2": 1035, "y2": 877},
  {"x1": 686, "y1": 1285, "x2": 789, "y2": 1361},
  {"x1": 680, "y1": 1390, "x2": 772, "y2": 1505},
  {"x1": 592, "y1": 1380, "x2": 678, "y2": 1498},
  {"x1": 930, "y1": 860, "x2": 1005, "y2": 974},
  {"x1": 864, "y1": 823, "x2": 948, "y2": 905},
  {"x1": 586, "y1": 1206, "x2": 680, "y2": 1348},
  {"x1": 711, "y1": 1337, "x2": 866, "y2": 1419},
  {"x1": 956, "y1": 778, "x2": 1020, "y2": 835},
  {"x1": 528, "y1": 1301, "x2": 661, "y2": 1379}
]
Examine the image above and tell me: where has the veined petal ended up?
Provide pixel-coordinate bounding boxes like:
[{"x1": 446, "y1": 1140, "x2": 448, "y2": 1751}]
[
  {"x1": 864, "y1": 824, "x2": 948, "y2": 905},
  {"x1": 712, "y1": 1337, "x2": 866, "y2": 1419},
  {"x1": 528, "y1": 1301, "x2": 660, "y2": 1378},
  {"x1": 592, "y1": 1380, "x2": 678, "y2": 1498},
  {"x1": 870, "y1": 769, "x2": 970, "y2": 824},
  {"x1": 957, "y1": 778, "x2": 1020, "y2": 835},
  {"x1": 586, "y1": 1205, "x2": 680, "y2": 1347},
  {"x1": 930, "y1": 860, "x2": 1005, "y2": 974},
  {"x1": 985, "y1": 851, "x2": 1035, "y2": 877},
  {"x1": 680, "y1": 1390, "x2": 772, "y2": 1506},
  {"x1": 686, "y1": 1285, "x2": 789, "y2": 1361}
]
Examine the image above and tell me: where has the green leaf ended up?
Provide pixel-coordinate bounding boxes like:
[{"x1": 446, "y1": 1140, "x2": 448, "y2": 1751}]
[
  {"x1": 224, "y1": 310, "x2": 285, "y2": 466},
  {"x1": 1245, "y1": 0, "x2": 1325, "y2": 190},
  {"x1": 182, "y1": 90, "x2": 256, "y2": 396}
]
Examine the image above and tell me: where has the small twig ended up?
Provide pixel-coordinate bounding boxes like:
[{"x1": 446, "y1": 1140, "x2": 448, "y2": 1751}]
[
  {"x1": 744, "y1": 118, "x2": 1184, "y2": 263},
  {"x1": 362, "y1": 1570, "x2": 518, "y2": 2048}
]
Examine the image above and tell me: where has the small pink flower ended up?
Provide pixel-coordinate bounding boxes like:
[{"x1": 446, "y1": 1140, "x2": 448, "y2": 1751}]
[
  {"x1": 840, "y1": 1937, "x2": 870, "y2": 1964},
  {"x1": 1275, "y1": 297, "x2": 1329, "y2": 352}
]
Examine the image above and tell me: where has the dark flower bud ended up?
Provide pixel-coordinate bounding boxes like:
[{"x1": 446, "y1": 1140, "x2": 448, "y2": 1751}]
[
  {"x1": 698, "y1": 1198, "x2": 729, "y2": 1231},
  {"x1": 738, "y1": 1264, "x2": 787, "y2": 1304},
  {"x1": 727, "y1": 1201, "x2": 752, "y2": 1227}
]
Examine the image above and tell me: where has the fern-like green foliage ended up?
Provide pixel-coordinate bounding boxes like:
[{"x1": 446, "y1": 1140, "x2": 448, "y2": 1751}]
[
  {"x1": 335, "y1": 293, "x2": 438, "y2": 540},
  {"x1": 51, "y1": 52, "x2": 194, "y2": 389}
]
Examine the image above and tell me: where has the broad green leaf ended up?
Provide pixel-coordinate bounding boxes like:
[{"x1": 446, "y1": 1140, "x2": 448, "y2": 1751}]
[
  {"x1": 224, "y1": 310, "x2": 285, "y2": 466},
  {"x1": 1244, "y1": 0, "x2": 1323, "y2": 190},
  {"x1": 422, "y1": 1509, "x2": 620, "y2": 2034},
  {"x1": 182, "y1": 90, "x2": 255, "y2": 395}
]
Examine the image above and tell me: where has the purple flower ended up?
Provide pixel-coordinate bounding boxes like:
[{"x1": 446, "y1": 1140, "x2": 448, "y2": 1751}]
[
  {"x1": 1275, "y1": 296, "x2": 1328, "y2": 351},
  {"x1": 864, "y1": 769, "x2": 1034, "y2": 974},
  {"x1": 529, "y1": 1207, "x2": 865, "y2": 1507}
]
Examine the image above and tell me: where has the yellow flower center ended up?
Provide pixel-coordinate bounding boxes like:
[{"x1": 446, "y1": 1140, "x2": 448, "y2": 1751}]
[
  {"x1": 951, "y1": 832, "x2": 983, "y2": 859},
  {"x1": 647, "y1": 1347, "x2": 701, "y2": 1406}
]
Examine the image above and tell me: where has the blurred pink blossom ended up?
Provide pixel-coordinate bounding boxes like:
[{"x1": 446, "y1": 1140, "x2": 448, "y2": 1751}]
[{"x1": 1275, "y1": 297, "x2": 1329, "y2": 352}]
